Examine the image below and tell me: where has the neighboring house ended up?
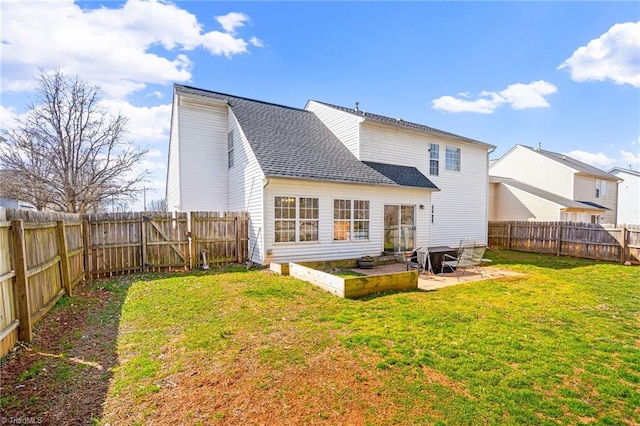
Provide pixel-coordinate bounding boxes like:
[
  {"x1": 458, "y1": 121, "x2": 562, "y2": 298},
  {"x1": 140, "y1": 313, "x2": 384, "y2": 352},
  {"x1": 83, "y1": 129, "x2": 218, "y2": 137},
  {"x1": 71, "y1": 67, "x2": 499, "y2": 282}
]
[
  {"x1": 167, "y1": 85, "x2": 495, "y2": 265},
  {"x1": 0, "y1": 198, "x2": 37, "y2": 210},
  {"x1": 609, "y1": 167, "x2": 640, "y2": 225},
  {"x1": 489, "y1": 145, "x2": 620, "y2": 224}
]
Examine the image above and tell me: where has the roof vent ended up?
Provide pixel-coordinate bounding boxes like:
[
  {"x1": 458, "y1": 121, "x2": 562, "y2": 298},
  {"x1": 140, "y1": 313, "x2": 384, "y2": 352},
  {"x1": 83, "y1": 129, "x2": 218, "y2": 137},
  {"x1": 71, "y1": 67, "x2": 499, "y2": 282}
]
[{"x1": 354, "y1": 101, "x2": 359, "y2": 112}]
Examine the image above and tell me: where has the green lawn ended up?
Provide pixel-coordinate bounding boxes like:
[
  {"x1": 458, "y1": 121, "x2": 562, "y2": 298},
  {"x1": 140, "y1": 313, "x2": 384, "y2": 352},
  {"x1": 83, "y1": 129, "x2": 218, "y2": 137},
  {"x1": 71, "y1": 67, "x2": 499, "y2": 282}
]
[{"x1": 100, "y1": 251, "x2": 640, "y2": 425}]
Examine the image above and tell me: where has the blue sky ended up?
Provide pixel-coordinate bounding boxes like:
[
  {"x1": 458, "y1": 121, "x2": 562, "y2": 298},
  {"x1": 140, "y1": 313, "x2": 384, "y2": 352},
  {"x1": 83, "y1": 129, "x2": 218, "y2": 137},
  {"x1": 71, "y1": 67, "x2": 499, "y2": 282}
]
[{"x1": 1, "y1": 1, "x2": 639, "y2": 210}]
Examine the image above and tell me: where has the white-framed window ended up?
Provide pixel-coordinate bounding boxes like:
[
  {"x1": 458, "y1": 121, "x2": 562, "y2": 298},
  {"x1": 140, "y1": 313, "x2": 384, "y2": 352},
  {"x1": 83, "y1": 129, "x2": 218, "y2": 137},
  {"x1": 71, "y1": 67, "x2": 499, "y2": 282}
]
[
  {"x1": 445, "y1": 146, "x2": 460, "y2": 171},
  {"x1": 274, "y1": 196, "x2": 318, "y2": 243},
  {"x1": 429, "y1": 143, "x2": 439, "y2": 176},
  {"x1": 333, "y1": 199, "x2": 370, "y2": 241},
  {"x1": 596, "y1": 179, "x2": 608, "y2": 197},
  {"x1": 227, "y1": 131, "x2": 234, "y2": 169}
]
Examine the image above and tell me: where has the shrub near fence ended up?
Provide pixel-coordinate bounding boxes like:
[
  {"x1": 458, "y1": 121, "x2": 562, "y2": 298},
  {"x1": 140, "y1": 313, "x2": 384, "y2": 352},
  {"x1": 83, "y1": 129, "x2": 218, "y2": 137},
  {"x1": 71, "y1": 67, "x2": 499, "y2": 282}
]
[
  {"x1": 488, "y1": 221, "x2": 640, "y2": 264},
  {"x1": 0, "y1": 208, "x2": 250, "y2": 357}
]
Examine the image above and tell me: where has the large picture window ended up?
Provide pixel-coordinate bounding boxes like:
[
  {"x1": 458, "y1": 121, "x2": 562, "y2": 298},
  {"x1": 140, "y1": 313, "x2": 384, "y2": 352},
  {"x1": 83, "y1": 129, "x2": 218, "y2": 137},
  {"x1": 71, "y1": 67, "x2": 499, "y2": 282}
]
[
  {"x1": 334, "y1": 199, "x2": 369, "y2": 241},
  {"x1": 274, "y1": 196, "x2": 318, "y2": 243},
  {"x1": 429, "y1": 143, "x2": 439, "y2": 176},
  {"x1": 445, "y1": 146, "x2": 460, "y2": 171}
]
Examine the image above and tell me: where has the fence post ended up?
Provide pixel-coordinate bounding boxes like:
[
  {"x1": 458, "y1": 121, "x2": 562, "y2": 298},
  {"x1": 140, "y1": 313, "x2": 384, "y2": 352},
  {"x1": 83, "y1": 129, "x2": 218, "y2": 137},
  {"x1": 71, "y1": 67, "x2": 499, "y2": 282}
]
[
  {"x1": 141, "y1": 215, "x2": 148, "y2": 272},
  {"x1": 11, "y1": 220, "x2": 32, "y2": 342},
  {"x1": 235, "y1": 216, "x2": 241, "y2": 263},
  {"x1": 556, "y1": 223, "x2": 562, "y2": 257},
  {"x1": 82, "y1": 219, "x2": 90, "y2": 279},
  {"x1": 507, "y1": 223, "x2": 512, "y2": 250},
  {"x1": 621, "y1": 226, "x2": 627, "y2": 263},
  {"x1": 190, "y1": 211, "x2": 197, "y2": 270},
  {"x1": 56, "y1": 221, "x2": 73, "y2": 297}
]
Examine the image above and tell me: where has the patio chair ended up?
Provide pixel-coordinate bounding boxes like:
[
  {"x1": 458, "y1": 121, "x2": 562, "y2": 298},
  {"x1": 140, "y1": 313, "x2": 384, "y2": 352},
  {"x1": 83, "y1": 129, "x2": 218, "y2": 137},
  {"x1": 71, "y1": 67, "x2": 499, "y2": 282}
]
[
  {"x1": 394, "y1": 245, "x2": 427, "y2": 273},
  {"x1": 440, "y1": 244, "x2": 478, "y2": 280},
  {"x1": 471, "y1": 245, "x2": 492, "y2": 276}
]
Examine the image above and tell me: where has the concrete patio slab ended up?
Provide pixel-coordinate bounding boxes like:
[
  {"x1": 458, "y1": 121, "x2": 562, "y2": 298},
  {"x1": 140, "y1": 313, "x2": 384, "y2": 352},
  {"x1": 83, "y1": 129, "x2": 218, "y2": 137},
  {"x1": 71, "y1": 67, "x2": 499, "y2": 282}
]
[{"x1": 350, "y1": 264, "x2": 524, "y2": 291}]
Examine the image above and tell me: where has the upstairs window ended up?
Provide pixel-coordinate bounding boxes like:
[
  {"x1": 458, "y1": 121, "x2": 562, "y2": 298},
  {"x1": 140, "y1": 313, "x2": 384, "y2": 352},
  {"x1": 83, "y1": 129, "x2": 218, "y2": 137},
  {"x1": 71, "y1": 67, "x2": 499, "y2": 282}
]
[
  {"x1": 429, "y1": 143, "x2": 439, "y2": 176},
  {"x1": 596, "y1": 179, "x2": 608, "y2": 197},
  {"x1": 227, "y1": 131, "x2": 234, "y2": 169},
  {"x1": 445, "y1": 147, "x2": 460, "y2": 171}
]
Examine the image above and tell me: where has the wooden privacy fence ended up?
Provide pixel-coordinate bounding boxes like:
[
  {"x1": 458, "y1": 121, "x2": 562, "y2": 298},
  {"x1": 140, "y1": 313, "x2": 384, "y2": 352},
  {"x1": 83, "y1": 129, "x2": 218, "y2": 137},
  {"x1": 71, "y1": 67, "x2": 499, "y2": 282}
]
[
  {"x1": 1, "y1": 208, "x2": 249, "y2": 357},
  {"x1": 0, "y1": 208, "x2": 83, "y2": 357},
  {"x1": 488, "y1": 221, "x2": 640, "y2": 264}
]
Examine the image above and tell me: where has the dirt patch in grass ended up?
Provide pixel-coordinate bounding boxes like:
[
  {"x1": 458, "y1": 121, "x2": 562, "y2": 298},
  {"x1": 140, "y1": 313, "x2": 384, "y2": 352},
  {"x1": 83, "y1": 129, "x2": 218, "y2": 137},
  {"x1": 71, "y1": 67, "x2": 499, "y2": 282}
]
[
  {"x1": 104, "y1": 344, "x2": 400, "y2": 425},
  {"x1": 0, "y1": 279, "x2": 127, "y2": 425}
]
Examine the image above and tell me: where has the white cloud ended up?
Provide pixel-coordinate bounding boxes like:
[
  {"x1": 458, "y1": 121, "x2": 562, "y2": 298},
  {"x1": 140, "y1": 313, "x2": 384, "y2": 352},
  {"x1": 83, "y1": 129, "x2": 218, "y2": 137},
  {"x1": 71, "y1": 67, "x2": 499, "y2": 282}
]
[
  {"x1": 100, "y1": 100, "x2": 171, "y2": 144},
  {"x1": 250, "y1": 37, "x2": 265, "y2": 48},
  {"x1": 0, "y1": 0, "x2": 263, "y2": 99},
  {"x1": 432, "y1": 81, "x2": 557, "y2": 113},
  {"x1": 620, "y1": 149, "x2": 640, "y2": 166},
  {"x1": 216, "y1": 12, "x2": 249, "y2": 34},
  {"x1": 0, "y1": 105, "x2": 20, "y2": 129},
  {"x1": 559, "y1": 21, "x2": 640, "y2": 87},
  {"x1": 564, "y1": 150, "x2": 615, "y2": 168}
]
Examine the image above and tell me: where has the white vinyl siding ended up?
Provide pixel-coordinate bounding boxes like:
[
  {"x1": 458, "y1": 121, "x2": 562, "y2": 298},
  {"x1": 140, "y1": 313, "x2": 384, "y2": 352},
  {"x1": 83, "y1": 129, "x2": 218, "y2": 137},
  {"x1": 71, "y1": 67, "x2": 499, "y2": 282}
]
[
  {"x1": 491, "y1": 184, "x2": 563, "y2": 221},
  {"x1": 358, "y1": 122, "x2": 490, "y2": 246},
  {"x1": 166, "y1": 94, "x2": 181, "y2": 211},
  {"x1": 490, "y1": 145, "x2": 575, "y2": 199},
  {"x1": 175, "y1": 98, "x2": 229, "y2": 212},
  {"x1": 611, "y1": 169, "x2": 639, "y2": 225},
  {"x1": 305, "y1": 101, "x2": 364, "y2": 158},
  {"x1": 227, "y1": 110, "x2": 265, "y2": 264},
  {"x1": 263, "y1": 178, "x2": 432, "y2": 264}
]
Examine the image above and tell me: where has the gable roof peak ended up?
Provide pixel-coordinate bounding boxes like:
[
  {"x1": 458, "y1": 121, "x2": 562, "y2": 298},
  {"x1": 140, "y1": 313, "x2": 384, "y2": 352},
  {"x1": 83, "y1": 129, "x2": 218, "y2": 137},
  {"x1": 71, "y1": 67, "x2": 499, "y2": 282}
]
[
  {"x1": 309, "y1": 100, "x2": 494, "y2": 149},
  {"x1": 516, "y1": 144, "x2": 619, "y2": 180}
]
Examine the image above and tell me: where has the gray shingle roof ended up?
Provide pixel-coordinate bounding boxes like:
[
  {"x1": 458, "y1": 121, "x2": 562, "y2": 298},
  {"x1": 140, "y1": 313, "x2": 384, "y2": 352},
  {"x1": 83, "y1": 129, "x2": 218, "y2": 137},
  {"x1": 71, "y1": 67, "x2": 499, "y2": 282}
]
[
  {"x1": 176, "y1": 85, "x2": 437, "y2": 189},
  {"x1": 609, "y1": 167, "x2": 640, "y2": 178},
  {"x1": 311, "y1": 100, "x2": 495, "y2": 149},
  {"x1": 520, "y1": 145, "x2": 619, "y2": 180},
  {"x1": 363, "y1": 162, "x2": 438, "y2": 189},
  {"x1": 490, "y1": 176, "x2": 608, "y2": 211},
  {"x1": 576, "y1": 201, "x2": 610, "y2": 210}
]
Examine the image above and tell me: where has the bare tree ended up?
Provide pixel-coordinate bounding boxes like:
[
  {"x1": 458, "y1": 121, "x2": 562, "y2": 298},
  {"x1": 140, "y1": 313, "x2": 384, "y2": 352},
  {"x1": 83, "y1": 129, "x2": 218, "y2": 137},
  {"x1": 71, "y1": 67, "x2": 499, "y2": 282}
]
[
  {"x1": 0, "y1": 70, "x2": 149, "y2": 213},
  {"x1": 148, "y1": 198, "x2": 168, "y2": 212}
]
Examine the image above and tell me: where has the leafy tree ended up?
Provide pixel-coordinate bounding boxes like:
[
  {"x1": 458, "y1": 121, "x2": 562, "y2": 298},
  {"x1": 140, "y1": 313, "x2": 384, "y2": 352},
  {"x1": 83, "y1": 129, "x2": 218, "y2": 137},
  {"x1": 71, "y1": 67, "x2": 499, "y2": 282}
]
[{"x1": 0, "y1": 70, "x2": 149, "y2": 213}]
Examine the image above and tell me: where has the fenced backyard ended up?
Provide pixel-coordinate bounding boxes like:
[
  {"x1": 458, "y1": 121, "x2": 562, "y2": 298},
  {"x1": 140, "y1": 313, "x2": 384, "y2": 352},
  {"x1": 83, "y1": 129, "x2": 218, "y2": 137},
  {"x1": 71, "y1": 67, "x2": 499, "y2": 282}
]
[
  {"x1": 488, "y1": 221, "x2": 640, "y2": 264},
  {"x1": 0, "y1": 208, "x2": 249, "y2": 357}
]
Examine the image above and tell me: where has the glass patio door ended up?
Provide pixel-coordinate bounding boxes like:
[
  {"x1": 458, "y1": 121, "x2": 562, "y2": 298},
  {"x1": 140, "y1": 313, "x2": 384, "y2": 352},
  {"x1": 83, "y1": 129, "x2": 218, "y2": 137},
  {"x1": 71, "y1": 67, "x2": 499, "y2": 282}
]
[{"x1": 384, "y1": 205, "x2": 415, "y2": 252}]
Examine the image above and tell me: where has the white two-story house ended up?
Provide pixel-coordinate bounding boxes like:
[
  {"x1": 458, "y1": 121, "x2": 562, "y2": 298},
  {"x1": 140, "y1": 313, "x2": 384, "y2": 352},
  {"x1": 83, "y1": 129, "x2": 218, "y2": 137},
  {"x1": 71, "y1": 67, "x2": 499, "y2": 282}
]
[
  {"x1": 489, "y1": 145, "x2": 620, "y2": 224},
  {"x1": 609, "y1": 167, "x2": 640, "y2": 225},
  {"x1": 167, "y1": 85, "x2": 495, "y2": 265}
]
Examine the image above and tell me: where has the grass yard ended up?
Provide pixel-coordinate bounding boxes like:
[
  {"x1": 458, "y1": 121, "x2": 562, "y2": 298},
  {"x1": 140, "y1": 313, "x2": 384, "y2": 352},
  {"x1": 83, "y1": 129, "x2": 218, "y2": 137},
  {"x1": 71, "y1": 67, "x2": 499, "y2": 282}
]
[{"x1": 2, "y1": 250, "x2": 639, "y2": 425}]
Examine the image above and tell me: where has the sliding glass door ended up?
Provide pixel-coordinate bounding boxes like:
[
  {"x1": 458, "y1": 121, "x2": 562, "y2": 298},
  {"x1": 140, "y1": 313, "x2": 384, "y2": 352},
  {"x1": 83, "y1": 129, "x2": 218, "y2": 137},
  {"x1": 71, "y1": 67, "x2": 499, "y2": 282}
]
[{"x1": 384, "y1": 205, "x2": 415, "y2": 252}]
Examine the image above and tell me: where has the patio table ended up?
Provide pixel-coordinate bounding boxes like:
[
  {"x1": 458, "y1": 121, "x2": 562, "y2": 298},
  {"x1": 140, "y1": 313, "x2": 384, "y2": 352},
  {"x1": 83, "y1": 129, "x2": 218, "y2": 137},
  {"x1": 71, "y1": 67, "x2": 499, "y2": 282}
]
[{"x1": 427, "y1": 246, "x2": 457, "y2": 273}]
